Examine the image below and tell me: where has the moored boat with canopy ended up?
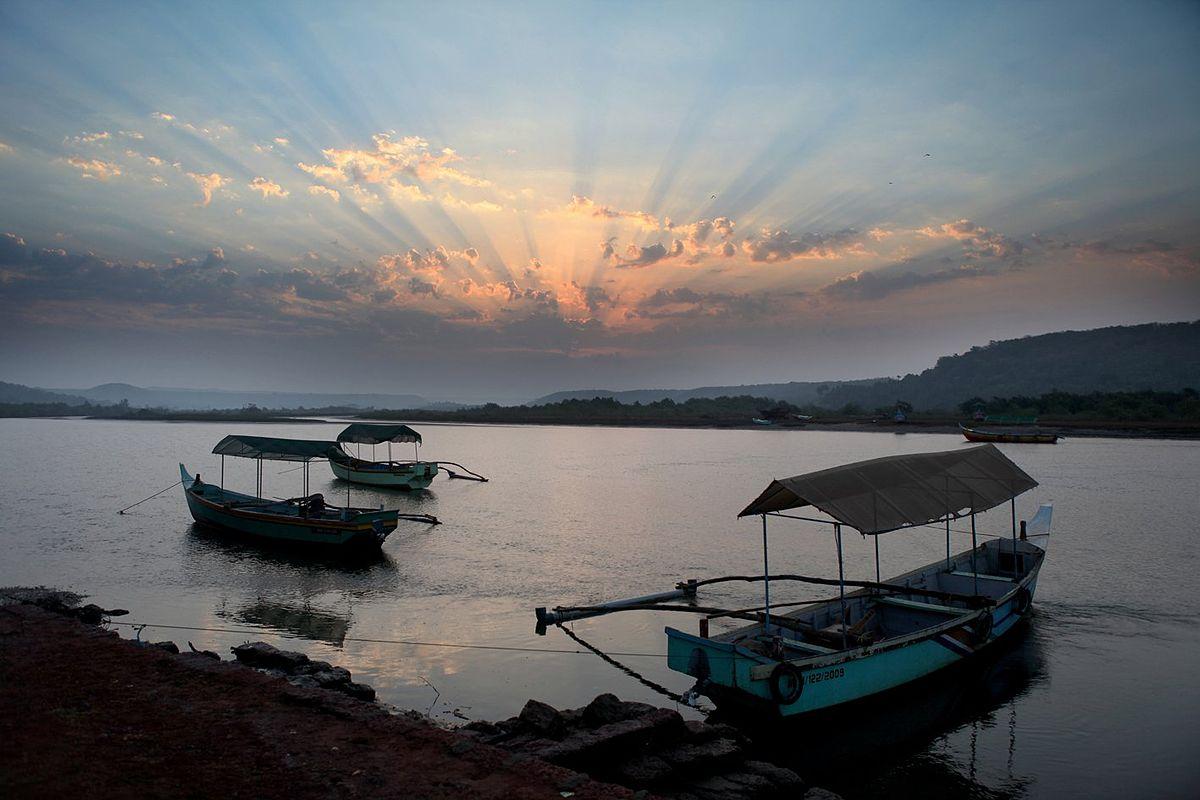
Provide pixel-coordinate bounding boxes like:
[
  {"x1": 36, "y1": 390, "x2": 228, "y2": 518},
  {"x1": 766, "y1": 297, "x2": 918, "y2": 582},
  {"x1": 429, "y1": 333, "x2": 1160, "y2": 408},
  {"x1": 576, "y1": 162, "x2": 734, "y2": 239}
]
[
  {"x1": 328, "y1": 423, "x2": 487, "y2": 489},
  {"x1": 536, "y1": 444, "x2": 1053, "y2": 718},
  {"x1": 181, "y1": 434, "x2": 438, "y2": 549}
]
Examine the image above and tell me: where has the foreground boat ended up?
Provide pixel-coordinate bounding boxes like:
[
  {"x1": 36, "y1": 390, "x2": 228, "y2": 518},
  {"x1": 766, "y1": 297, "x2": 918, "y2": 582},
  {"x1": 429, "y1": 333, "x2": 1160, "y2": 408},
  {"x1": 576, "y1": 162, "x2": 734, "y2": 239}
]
[
  {"x1": 537, "y1": 444, "x2": 1052, "y2": 719},
  {"x1": 960, "y1": 424, "x2": 1058, "y2": 444},
  {"x1": 329, "y1": 423, "x2": 487, "y2": 489},
  {"x1": 181, "y1": 435, "x2": 438, "y2": 549}
]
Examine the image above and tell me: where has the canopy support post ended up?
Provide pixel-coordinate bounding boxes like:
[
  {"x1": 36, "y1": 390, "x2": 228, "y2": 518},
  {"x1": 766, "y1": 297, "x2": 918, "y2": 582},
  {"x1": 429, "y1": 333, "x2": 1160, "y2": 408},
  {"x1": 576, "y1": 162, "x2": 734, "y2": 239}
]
[
  {"x1": 874, "y1": 534, "x2": 880, "y2": 584},
  {"x1": 414, "y1": 441, "x2": 419, "y2": 461},
  {"x1": 761, "y1": 514, "x2": 771, "y2": 633},
  {"x1": 835, "y1": 523, "x2": 847, "y2": 649},
  {"x1": 256, "y1": 457, "x2": 262, "y2": 499},
  {"x1": 220, "y1": 455, "x2": 224, "y2": 494},
  {"x1": 1010, "y1": 498, "x2": 1018, "y2": 576},
  {"x1": 971, "y1": 513, "x2": 979, "y2": 597},
  {"x1": 945, "y1": 517, "x2": 951, "y2": 571},
  {"x1": 388, "y1": 442, "x2": 392, "y2": 465}
]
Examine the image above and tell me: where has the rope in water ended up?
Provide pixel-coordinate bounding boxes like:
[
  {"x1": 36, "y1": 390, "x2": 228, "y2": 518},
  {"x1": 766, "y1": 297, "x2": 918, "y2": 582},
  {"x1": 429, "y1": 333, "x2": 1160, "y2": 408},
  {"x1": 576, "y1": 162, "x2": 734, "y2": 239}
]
[
  {"x1": 555, "y1": 623, "x2": 694, "y2": 706},
  {"x1": 117, "y1": 480, "x2": 182, "y2": 514}
]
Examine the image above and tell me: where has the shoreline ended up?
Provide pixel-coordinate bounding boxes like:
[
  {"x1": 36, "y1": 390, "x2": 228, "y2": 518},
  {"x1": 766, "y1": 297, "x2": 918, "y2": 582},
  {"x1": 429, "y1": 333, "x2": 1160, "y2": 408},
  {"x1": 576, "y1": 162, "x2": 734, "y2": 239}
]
[{"x1": 4, "y1": 413, "x2": 1198, "y2": 440}]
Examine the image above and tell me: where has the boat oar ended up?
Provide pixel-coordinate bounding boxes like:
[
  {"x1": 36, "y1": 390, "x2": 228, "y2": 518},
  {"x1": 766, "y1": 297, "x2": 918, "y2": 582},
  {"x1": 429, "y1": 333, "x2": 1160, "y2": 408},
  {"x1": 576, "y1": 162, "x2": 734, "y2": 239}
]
[{"x1": 117, "y1": 479, "x2": 184, "y2": 515}]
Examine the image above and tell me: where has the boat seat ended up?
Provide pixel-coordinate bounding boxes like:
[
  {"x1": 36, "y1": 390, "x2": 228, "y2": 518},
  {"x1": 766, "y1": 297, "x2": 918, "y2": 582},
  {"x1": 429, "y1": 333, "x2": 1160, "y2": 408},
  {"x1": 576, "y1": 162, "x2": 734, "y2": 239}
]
[
  {"x1": 949, "y1": 570, "x2": 1014, "y2": 583},
  {"x1": 780, "y1": 636, "x2": 836, "y2": 656},
  {"x1": 878, "y1": 596, "x2": 970, "y2": 616}
]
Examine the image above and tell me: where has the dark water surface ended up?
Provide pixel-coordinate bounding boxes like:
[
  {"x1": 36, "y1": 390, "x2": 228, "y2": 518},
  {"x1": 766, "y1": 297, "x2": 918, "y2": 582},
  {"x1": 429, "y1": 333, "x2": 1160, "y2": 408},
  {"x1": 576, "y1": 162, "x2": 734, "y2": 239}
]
[{"x1": 2, "y1": 418, "x2": 1198, "y2": 798}]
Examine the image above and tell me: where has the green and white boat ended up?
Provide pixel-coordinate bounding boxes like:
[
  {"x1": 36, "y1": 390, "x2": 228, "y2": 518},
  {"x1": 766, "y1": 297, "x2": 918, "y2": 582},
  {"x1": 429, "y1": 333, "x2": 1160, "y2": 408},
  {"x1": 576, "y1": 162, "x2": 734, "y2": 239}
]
[
  {"x1": 329, "y1": 423, "x2": 488, "y2": 489},
  {"x1": 181, "y1": 434, "x2": 438, "y2": 549}
]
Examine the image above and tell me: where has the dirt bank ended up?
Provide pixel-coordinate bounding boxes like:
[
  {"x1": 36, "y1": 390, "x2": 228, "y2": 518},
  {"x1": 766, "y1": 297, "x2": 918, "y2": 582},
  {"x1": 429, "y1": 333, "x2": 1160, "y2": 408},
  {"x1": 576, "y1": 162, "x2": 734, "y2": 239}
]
[{"x1": 0, "y1": 601, "x2": 636, "y2": 800}]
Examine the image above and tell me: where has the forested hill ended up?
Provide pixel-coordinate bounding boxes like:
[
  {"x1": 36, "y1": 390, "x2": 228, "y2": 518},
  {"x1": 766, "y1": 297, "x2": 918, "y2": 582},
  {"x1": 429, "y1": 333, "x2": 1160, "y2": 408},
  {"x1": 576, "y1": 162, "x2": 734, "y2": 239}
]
[
  {"x1": 818, "y1": 320, "x2": 1200, "y2": 411},
  {"x1": 531, "y1": 379, "x2": 877, "y2": 406}
]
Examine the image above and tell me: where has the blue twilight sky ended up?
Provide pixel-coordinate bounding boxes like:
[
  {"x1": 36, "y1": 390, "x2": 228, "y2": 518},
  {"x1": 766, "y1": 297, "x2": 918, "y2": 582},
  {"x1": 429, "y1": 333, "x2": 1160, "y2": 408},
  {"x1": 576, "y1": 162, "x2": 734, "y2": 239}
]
[{"x1": 0, "y1": 1, "x2": 1197, "y2": 400}]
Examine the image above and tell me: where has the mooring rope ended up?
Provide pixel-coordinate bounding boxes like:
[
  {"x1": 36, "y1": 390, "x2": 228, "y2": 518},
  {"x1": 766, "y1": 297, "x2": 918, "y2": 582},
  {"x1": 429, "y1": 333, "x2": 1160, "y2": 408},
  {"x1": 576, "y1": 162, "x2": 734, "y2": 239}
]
[
  {"x1": 117, "y1": 480, "x2": 183, "y2": 514},
  {"x1": 555, "y1": 623, "x2": 697, "y2": 707}
]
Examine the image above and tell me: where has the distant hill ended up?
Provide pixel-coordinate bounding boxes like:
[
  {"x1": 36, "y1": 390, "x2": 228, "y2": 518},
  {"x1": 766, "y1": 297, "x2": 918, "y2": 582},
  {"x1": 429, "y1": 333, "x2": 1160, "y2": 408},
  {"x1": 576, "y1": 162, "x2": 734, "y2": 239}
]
[
  {"x1": 531, "y1": 380, "x2": 875, "y2": 407},
  {"x1": 0, "y1": 381, "x2": 88, "y2": 405},
  {"x1": 818, "y1": 321, "x2": 1200, "y2": 411},
  {"x1": 44, "y1": 383, "x2": 433, "y2": 411}
]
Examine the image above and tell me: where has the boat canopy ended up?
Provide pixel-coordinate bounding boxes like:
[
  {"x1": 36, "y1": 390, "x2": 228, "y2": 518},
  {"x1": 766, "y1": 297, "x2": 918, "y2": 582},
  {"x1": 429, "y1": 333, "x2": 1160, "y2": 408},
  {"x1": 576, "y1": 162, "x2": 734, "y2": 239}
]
[
  {"x1": 738, "y1": 444, "x2": 1037, "y2": 534},
  {"x1": 336, "y1": 423, "x2": 422, "y2": 445},
  {"x1": 212, "y1": 435, "x2": 338, "y2": 462}
]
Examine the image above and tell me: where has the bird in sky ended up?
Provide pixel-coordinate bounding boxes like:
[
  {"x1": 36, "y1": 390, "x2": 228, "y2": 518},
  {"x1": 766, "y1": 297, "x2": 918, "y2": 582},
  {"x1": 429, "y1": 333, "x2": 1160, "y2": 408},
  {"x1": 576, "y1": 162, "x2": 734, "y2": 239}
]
[{"x1": 924, "y1": 153, "x2": 932, "y2": 157}]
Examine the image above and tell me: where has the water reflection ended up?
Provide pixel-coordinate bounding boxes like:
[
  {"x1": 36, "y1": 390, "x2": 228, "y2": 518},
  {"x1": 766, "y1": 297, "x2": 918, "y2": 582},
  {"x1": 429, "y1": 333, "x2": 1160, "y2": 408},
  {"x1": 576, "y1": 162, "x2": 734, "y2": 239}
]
[
  {"x1": 183, "y1": 522, "x2": 399, "y2": 576},
  {"x1": 721, "y1": 624, "x2": 1046, "y2": 800},
  {"x1": 219, "y1": 598, "x2": 352, "y2": 646}
]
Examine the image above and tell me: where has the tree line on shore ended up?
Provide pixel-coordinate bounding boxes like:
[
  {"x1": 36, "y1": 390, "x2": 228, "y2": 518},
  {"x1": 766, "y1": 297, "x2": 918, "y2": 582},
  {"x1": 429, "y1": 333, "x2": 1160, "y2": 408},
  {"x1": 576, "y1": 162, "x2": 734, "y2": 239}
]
[{"x1": 1, "y1": 388, "x2": 1197, "y2": 423}]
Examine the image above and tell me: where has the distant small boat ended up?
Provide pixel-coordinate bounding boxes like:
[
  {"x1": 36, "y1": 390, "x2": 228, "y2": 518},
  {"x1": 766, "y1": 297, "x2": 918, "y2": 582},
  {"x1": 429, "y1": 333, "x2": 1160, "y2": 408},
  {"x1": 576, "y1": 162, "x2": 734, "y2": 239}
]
[
  {"x1": 752, "y1": 418, "x2": 773, "y2": 426},
  {"x1": 960, "y1": 425, "x2": 1058, "y2": 444},
  {"x1": 181, "y1": 435, "x2": 437, "y2": 549}
]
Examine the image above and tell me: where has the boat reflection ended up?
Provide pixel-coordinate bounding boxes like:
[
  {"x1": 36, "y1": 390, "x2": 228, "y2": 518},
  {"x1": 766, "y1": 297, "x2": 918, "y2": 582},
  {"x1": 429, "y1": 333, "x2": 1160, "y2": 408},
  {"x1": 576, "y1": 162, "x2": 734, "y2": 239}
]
[
  {"x1": 219, "y1": 598, "x2": 352, "y2": 647},
  {"x1": 184, "y1": 521, "x2": 400, "y2": 575},
  {"x1": 719, "y1": 622, "x2": 1046, "y2": 799}
]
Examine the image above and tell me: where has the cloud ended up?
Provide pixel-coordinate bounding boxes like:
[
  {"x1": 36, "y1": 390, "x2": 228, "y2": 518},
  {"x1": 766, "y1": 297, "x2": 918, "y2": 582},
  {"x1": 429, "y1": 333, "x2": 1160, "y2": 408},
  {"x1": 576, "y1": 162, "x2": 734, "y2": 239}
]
[
  {"x1": 64, "y1": 156, "x2": 121, "y2": 180},
  {"x1": 118, "y1": 130, "x2": 143, "y2": 140},
  {"x1": 917, "y1": 219, "x2": 1026, "y2": 262},
  {"x1": 820, "y1": 264, "x2": 987, "y2": 301},
  {"x1": 249, "y1": 176, "x2": 289, "y2": 199},
  {"x1": 68, "y1": 131, "x2": 111, "y2": 146},
  {"x1": 742, "y1": 227, "x2": 865, "y2": 263},
  {"x1": 561, "y1": 195, "x2": 660, "y2": 230},
  {"x1": 671, "y1": 216, "x2": 736, "y2": 246},
  {"x1": 0, "y1": 141, "x2": 13, "y2": 154},
  {"x1": 1, "y1": 232, "x2": 28, "y2": 261},
  {"x1": 1041, "y1": 235, "x2": 1199, "y2": 275},
  {"x1": 186, "y1": 172, "x2": 230, "y2": 206},
  {"x1": 629, "y1": 287, "x2": 773, "y2": 320},
  {"x1": 151, "y1": 112, "x2": 175, "y2": 121},
  {"x1": 308, "y1": 185, "x2": 340, "y2": 202},
  {"x1": 611, "y1": 239, "x2": 685, "y2": 268},
  {"x1": 273, "y1": 137, "x2": 290, "y2": 146},
  {"x1": 441, "y1": 193, "x2": 503, "y2": 212},
  {"x1": 298, "y1": 133, "x2": 492, "y2": 201}
]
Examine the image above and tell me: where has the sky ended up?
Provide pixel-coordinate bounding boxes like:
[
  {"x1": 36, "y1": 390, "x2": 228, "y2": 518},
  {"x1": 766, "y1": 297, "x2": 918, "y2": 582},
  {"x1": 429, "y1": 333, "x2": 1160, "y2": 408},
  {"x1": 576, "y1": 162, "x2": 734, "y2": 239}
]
[{"x1": 0, "y1": 0, "x2": 1197, "y2": 402}]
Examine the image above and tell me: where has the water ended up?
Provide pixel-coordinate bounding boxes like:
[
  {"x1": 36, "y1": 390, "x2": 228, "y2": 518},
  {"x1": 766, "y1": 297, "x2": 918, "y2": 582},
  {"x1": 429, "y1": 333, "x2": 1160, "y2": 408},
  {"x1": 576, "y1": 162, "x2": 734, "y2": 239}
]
[{"x1": 2, "y1": 418, "x2": 1198, "y2": 798}]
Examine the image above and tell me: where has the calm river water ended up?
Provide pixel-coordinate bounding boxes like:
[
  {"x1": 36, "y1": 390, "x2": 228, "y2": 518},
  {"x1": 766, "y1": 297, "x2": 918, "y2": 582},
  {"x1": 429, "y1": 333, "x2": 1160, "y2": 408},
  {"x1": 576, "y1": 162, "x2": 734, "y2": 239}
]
[{"x1": 2, "y1": 418, "x2": 1198, "y2": 798}]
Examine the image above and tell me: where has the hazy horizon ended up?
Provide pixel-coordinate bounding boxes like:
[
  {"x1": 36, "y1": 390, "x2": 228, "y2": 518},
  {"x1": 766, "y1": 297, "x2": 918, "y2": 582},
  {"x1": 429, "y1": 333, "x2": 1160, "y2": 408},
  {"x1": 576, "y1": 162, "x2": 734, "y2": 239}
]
[{"x1": 1, "y1": 1, "x2": 1198, "y2": 399}]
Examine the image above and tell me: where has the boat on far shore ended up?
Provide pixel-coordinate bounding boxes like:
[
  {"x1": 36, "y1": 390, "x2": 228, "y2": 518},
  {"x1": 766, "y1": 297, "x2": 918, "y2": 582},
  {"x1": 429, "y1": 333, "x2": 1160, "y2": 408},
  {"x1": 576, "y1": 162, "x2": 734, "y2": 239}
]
[{"x1": 960, "y1": 424, "x2": 1059, "y2": 444}]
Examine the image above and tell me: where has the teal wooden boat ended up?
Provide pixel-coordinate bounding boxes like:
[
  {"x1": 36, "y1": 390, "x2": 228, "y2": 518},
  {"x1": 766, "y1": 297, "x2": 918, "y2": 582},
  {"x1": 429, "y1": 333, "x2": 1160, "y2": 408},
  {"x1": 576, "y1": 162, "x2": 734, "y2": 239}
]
[
  {"x1": 329, "y1": 423, "x2": 488, "y2": 489},
  {"x1": 536, "y1": 444, "x2": 1053, "y2": 719},
  {"x1": 181, "y1": 434, "x2": 438, "y2": 549}
]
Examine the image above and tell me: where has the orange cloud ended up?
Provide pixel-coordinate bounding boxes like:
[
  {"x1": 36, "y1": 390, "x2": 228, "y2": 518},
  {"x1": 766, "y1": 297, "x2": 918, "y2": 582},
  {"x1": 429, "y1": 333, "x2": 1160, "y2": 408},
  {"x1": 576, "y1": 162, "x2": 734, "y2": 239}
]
[
  {"x1": 307, "y1": 185, "x2": 340, "y2": 202},
  {"x1": 741, "y1": 227, "x2": 866, "y2": 262},
  {"x1": 65, "y1": 156, "x2": 121, "y2": 180},
  {"x1": 186, "y1": 171, "x2": 230, "y2": 206},
  {"x1": 249, "y1": 176, "x2": 288, "y2": 199},
  {"x1": 561, "y1": 195, "x2": 660, "y2": 230}
]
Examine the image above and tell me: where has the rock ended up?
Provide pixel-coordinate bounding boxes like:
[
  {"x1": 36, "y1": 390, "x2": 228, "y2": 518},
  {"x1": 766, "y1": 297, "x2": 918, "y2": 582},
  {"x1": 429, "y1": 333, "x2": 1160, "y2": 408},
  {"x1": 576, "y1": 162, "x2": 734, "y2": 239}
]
[
  {"x1": 287, "y1": 675, "x2": 322, "y2": 690},
  {"x1": 741, "y1": 760, "x2": 804, "y2": 790},
  {"x1": 802, "y1": 789, "x2": 844, "y2": 800},
  {"x1": 310, "y1": 667, "x2": 352, "y2": 688},
  {"x1": 660, "y1": 737, "x2": 743, "y2": 770},
  {"x1": 187, "y1": 642, "x2": 220, "y2": 660},
  {"x1": 558, "y1": 773, "x2": 587, "y2": 792},
  {"x1": 460, "y1": 720, "x2": 501, "y2": 738},
  {"x1": 616, "y1": 755, "x2": 674, "y2": 787},
  {"x1": 231, "y1": 641, "x2": 310, "y2": 672},
  {"x1": 535, "y1": 708, "x2": 684, "y2": 768},
  {"x1": 344, "y1": 682, "x2": 376, "y2": 701},
  {"x1": 685, "y1": 772, "x2": 772, "y2": 800},
  {"x1": 448, "y1": 738, "x2": 475, "y2": 755},
  {"x1": 581, "y1": 693, "x2": 657, "y2": 727},
  {"x1": 518, "y1": 699, "x2": 566, "y2": 739},
  {"x1": 150, "y1": 641, "x2": 179, "y2": 654},
  {"x1": 294, "y1": 659, "x2": 334, "y2": 675},
  {"x1": 683, "y1": 720, "x2": 746, "y2": 744},
  {"x1": 76, "y1": 604, "x2": 107, "y2": 624}
]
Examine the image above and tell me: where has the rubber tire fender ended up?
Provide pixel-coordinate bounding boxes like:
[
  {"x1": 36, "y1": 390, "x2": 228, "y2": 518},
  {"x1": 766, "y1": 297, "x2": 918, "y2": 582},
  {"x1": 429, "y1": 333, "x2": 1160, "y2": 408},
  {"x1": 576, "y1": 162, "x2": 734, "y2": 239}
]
[
  {"x1": 768, "y1": 662, "x2": 803, "y2": 706},
  {"x1": 1014, "y1": 587, "x2": 1032, "y2": 616},
  {"x1": 970, "y1": 611, "x2": 994, "y2": 645}
]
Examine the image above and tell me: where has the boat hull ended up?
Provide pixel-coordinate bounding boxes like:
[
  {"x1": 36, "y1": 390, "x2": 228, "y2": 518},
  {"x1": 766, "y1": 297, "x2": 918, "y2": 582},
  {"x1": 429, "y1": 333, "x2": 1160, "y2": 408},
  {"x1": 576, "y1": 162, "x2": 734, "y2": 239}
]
[
  {"x1": 666, "y1": 541, "x2": 1043, "y2": 718},
  {"x1": 960, "y1": 425, "x2": 1058, "y2": 444},
  {"x1": 179, "y1": 465, "x2": 398, "y2": 548},
  {"x1": 329, "y1": 454, "x2": 438, "y2": 489}
]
